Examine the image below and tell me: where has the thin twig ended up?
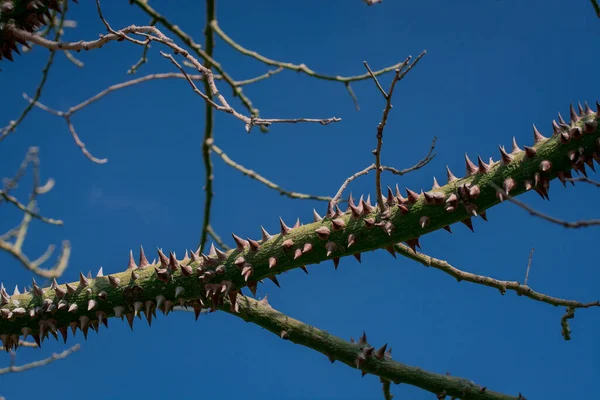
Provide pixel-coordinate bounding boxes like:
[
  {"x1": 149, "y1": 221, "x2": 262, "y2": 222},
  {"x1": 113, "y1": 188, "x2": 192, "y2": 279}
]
[
  {"x1": 492, "y1": 183, "x2": 600, "y2": 228},
  {"x1": 566, "y1": 176, "x2": 600, "y2": 187},
  {"x1": 381, "y1": 378, "x2": 394, "y2": 400},
  {"x1": 0, "y1": 2, "x2": 69, "y2": 141},
  {"x1": 210, "y1": 142, "x2": 332, "y2": 201},
  {"x1": 0, "y1": 344, "x2": 80, "y2": 375},
  {"x1": 524, "y1": 247, "x2": 534, "y2": 286},
  {"x1": 590, "y1": 0, "x2": 600, "y2": 18},
  {"x1": 206, "y1": 225, "x2": 231, "y2": 251},
  {"x1": 394, "y1": 243, "x2": 599, "y2": 309},
  {"x1": 560, "y1": 307, "x2": 575, "y2": 340},
  {"x1": 0, "y1": 192, "x2": 63, "y2": 225}
]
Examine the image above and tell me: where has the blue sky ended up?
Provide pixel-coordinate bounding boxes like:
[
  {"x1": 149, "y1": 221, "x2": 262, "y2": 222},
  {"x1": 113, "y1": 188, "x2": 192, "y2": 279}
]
[{"x1": 1, "y1": 0, "x2": 599, "y2": 399}]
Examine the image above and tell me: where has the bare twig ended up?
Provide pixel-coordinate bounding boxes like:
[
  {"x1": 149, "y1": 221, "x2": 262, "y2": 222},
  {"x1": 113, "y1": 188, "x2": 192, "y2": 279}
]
[
  {"x1": 394, "y1": 243, "x2": 599, "y2": 309},
  {"x1": 206, "y1": 225, "x2": 231, "y2": 251},
  {"x1": 331, "y1": 136, "x2": 436, "y2": 205},
  {"x1": 365, "y1": 51, "x2": 426, "y2": 210},
  {"x1": 0, "y1": 2, "x2": 69, "y2": 141},
  {"x1": 524, "y1": 247, "x2": 534, "y2": 285},
  {"x1": 590, "y1": 0, "x2": 600, "y2": 18},
  {"x1": 0, "y1": 345, "x2": 80, "y2": 375},
  {"x1": 0, "y1": 192, "x2": 63, "y2": 225},
  {"x1": 0, "y1": 341, "x2": 38, "y2": 351},
  {"x1": 492, "y1": 183, "x2": 600, "y2": 228},
  {"x1": 210, "y1": 141, "x2": 332, "y2": 201},
  {"x1": 566, "y1": 176, "x2": 600, "y2": 187},
  {"x1": 381, "y1": 378, "x2": 394, "y2": 400},
  {"x1": 560, "y1": 307, "x2": 575, "y2": 340}
]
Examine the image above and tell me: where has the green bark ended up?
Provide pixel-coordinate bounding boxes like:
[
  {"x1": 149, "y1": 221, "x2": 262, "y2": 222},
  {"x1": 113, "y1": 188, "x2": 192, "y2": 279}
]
[{"x1": 0, "y1": 105, "x2": 598, "y2": 363}]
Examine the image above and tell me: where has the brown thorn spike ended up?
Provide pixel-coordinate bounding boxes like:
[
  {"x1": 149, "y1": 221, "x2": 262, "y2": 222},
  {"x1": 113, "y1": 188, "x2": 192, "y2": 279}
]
[
  {"x1": 533, "y1": 124, "x2": 546, "y2": 143},
  {"x1": 332, "y1": 258, "x2": 340, "y2": 269},
  {"x1": 558, "y1": 112, "x2": 567, "y2": 126},
  {"x1": 584, "y1": 120, "x2": 598, "y2": 134},
  {"x1": 300, "y1": 266, "x2": 309, "y2": 274},
  {"x1": 523, "y1": 145, "x2": 537, "y2": 158},
  {"x1": 157, "y1": 248, "x2": 169, "y2": 268},
  {"x1": 443, "y1": 225, "x2": 453, "y2": 234},
  {"x1": 540, "y1": 160, "x2": 552, "y2": 172},
  {"x1": 78, "y1": 272, "x2": 89, "y2": 289},
  {"x1": 552, "y1": 120, "x2": 561, "y2": 136},
  {"x1": 294, "y1": 248, "x2": 303, "y2": 260},
  {"x1": 385, "y1": 246, "x2": 396, "y2": 258},
  {"x1": 279, "y1": 217, "x2": 291, "y2": 235},
  {"x1": 331, "y1": 218, "x2": 346, "y2": 231},
  {"x1": 406, "y1": 188, "x2": 420, "y2": 203},
  {"x1": 348, "y1": 234, "x2": 357, "y2": 248},
  {"x1": 432, "y1": 177, "x2": 440, "y2": 189},
  {"x1": 128, "y1": 250, "x2": 137, "y2": 270},
  {"x1": 353, "y1": 253, "x2": 362, "y2": 263},
  {"x1": 578, "y1": 102, "x2": 584, "y2": 116},
  {"x1": 168, "y1": 252, "x2": 179, "y2": 271},
  {"x1": 315, "y1": 226, "x2": 331, "y2": 240},
  {"x1": 477, "y1": 156, "x2": 490, "y2": 174},
  {"x1": 569, "y1": 103, "x2": 580, "y2": 124},
  {"x1": 232, "y1": 233, "x2": 249, "y2": 251},
  {"x1": 87, "y1": 300, "x2": 98, "y2": 312},
  {"x1": 293, "y1": 218, "x2": 301, "y2": 228},
  {"x1": 419, "y1": 216, "x2": 430, "y2": 229},
  {"x1": 268, "y1": 275, "x2": 280, "y2": 288},
  {"x1": 499, "y1": 145, "x2": 513, "y2": 165},
  {"x1": 406, "y1": 238, "x2": 421, "y2": 253},
  {"x1": 325, "y1": 242, "x2": 337, "y2": 257},
  {"x1": 248, "y1": 238, "x2": 260, "y2": 252},
  {"x1": 446, "y1": 166, "x2": 457, "y2": 182},
  {"x1": 512, "y1": 137, "x2": 521, "y2": 153},
  {"x1": 137, "y1": 246, "x2": 149, "y2": 269},
  {"x1": 268, "y1": 257, "x2": 277, "y2": 269},
  {"x1": 569, "y1": 127, "x2": 582, "y2": 140},
  {"x1": 260, "y1": 226, "x2": 272, "y2": 242},
  {"x1": 375, "y1": 344, "x2": 387, "y2": 360},
  {"x1": 461, "y1": 218, "x2": 474, "y2": 232},
  {"x1": 504, "y1": 177, "x2": 516, "y2": 195},
  {"x1": 465, "y1": 153, "x2": 478, "y2": 176}
]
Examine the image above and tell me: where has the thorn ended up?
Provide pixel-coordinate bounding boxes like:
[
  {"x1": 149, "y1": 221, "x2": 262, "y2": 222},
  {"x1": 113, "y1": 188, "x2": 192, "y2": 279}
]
[
  {"x1": 523, "y1": 145, "x2": 537, "y2": 158},
  {"x1": 465, "y1": 153, "x2": 478, "y2": 176},
  {"x1": 268, "y1": 275, "x2": 280, "y2": 288},
  {"x1": 552, "y1": 120, "x2": 561, "y2": 136},
  {"x1": 363, "y1": 218, "x2": 375, "y2": 228},
  {"x1": 569, "y1": 126, "x2": 582, "y2": 139},
  {"x1": 443, "y1": 225, "x2": 452, "y2": 234},
  {"x1": 359, "y1": 331, "x2": 367, "y2": 345},
  {"x1": 300, "y1": 265, "x2": 309, "y2": 274},
  {"x1": 558, "y1": 112, "x2": 567, "y2": 126},
  {"x1": 540, "y1": 160, "x2": 552, "y2": 172},
  {"x1": 78, "y1": 272, "x2": 89, "y2": 288},
  {"x1": 268, "y1": 257, "x2": 277, "y2": 269},
  {"x1": 248, "y1": 238, "x2": 261, "y2": 252},
  {"x1": 302, "y1": 243, "x2": 313, "y2": 254},
  {"x1": 232, "y1": 233, "x2": 249, "y2": 250},
  {"x1": 511, "y1": 137, "x2": 521, "y2": 153},
  {"x1": 260, "y1": 226, "x2": 272, "y2": 241},
  {"x1": 279, "y1": 217, "x2": 291, "y2": 235},
  {"x1": 247, "y1": 281, "x2": 258, "y2": 297},
  {"x1": 157, "y1": 248, "x2": 169, "y2": 268},
  {"x1": 461, "y1": 218, "x2": 474, "y2": 232},
  {"x1": 477, "y1": 156, "x2": 490, "y2": 173},
  {"x1": 127, "y1": 250, "x2": 137, "y2": 270},
  {"x1": 175, "y1": 286, "x2": 185, "y2": 297},
  {"x1": 325, "y1": 242, "x2": 337, "y2": 257},
  {"x1": 294, "y1": 248, "x2": 303, "y2": 259},
  {"x1": 348, "y1": 234, "x2": 357, "y2": 248},
  {"x1": 446, "y1": 166, "x2": 458, "y2": 182},
  {"x1": 405, "y1": 188, "x2": 420, "y2": 203},
  {"x1": 65, "y1": 283, "x2": 76, "y2": 294},
  {"x1": 498, "y1": 145, "x2": 513, "y2": 165},
  {"x1": 331, "y1": 218, "x2": 346, "y2": 231},
  {"x1": 533, "y1": 124, "x2": 546, "y2": 143},
  {"x1": 293, "y1": 218, "x2": 301, "y2": 228},
  {"x1": 385, "y1": 246, "x2": 396, "y2": 258},
  {"x1": 332, "y1": 258, "x2": 340, "y2": 269},
  {"x1": 139, "y1": 246, "x2": 150, "y2": 269},
  {"x1": 282, "y1": 239, "x2": 294, "y2": 250},
  {"x1": 126, "y1": 313, "x2": 134, "y2": 331},
  {"x1": 168, "y1": 252, "x2": 179, "y2": 271},
  {"x1": 560, "y1": 131, "x2": 570, "y2": 144},
  {"x1": 315, "y1": 226, "x2": 331, "y2": 240},
  {"x1": 406, "y1": 238, "x2": 421, "y2": 253},
  {"x1": 68, "y1": 303, "x2": 78, "y2": 313},
  {"x1": 419, "y1": 216, "x2": 430, "y2": 228},
  {"x1": 569, "y1": 103, "x2": 580, "y2": 124},
  {"x1": 353, "y1": 253, "x2": 362, "y2": 263},
  {"x1": 432, "y1": 177, "x2": 440, "y2": 189},
  {"x1": 375, "y1": 344, "x2": 388, "y2": 360},
  {"x1": 504, "y1": 177, "x2": 516, "y2": 195}
]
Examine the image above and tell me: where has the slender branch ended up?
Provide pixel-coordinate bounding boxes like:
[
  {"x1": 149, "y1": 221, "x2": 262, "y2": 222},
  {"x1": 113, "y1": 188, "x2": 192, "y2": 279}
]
[
  {"x1": 524, "y1": 247, "x2": 534, "y2": 286},
  {"x1": 0, "y1": 239, "x2": 71, "y2": 279},
  {"x1": 0, "y1": 340, "x2": 38, "y2": 351},
  {"x1": 590, "y1": 0, "x2": 600, "y2": 18},
  {"x1": 492, "y1": 183, "x2": 600, "y2": 228},
  {"x1": 210, "y1": 141, "x2": 332, "y2": 201},
  {"x1": 560, "y1": 307, "x2": 575, "y2": 340},
  {"x1": 198, "y1": 0, "x2": 217, "y2": 254},
  {"x1": 0, "y1": 2, "x2": 69, "y2": 141},
  {"x1": 0, "y1": 192, "x2": 63, "y2": 225},
  {"x1": 0, "y1": 345, "x2": 80, "y2": 375},
  {"x1": 393, "y1": 243, "x2": 599, "y2": 309},
  {"x1": 223, "y1": 295, "x2": 520, "y2": 400},
  {"x1": 206, "y1": 225, "x2": 231, "y2": 251},
  {"x1": 211, "y1": 20, "x2": 404, "y2": 84},
  {"x1": 381, "y1": 378, "x2": 393, "y2": 400},
  {"x1": 566, "y1": 176, "x2": 600, "y2": 187}
]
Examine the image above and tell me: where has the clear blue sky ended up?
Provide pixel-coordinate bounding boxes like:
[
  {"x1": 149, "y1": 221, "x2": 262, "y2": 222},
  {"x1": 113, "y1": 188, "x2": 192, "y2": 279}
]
[{"x1": 1, "y1": 1, "x2": 599, "y2": 399}]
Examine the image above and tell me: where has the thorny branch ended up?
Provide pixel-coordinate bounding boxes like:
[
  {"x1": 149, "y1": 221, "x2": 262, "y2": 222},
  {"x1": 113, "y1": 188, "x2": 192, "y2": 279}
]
[{"x1": 218, "y1": 295, "x2": 520, "y2": 400}]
